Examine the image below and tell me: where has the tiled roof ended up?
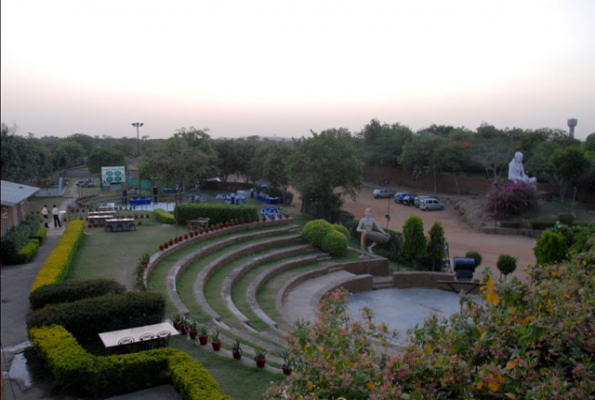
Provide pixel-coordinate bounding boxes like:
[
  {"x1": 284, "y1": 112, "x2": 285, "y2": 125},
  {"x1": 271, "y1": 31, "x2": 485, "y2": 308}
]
[{"x1": 1, "y1": 180, "x2": 40, "y2": 206}]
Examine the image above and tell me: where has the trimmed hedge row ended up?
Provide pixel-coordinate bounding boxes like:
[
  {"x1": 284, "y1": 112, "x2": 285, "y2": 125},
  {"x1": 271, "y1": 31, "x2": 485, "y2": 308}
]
[
  {"x1": 29, "y1": 278, "x2": 126, "y2": 310},
  {"x1": 27, "y1": 292, "x2": 165, "y2": 342},
  {"x1": 175, "y1": 204, "x2": 259, "y2": 226},
  {"x1": 30, "y1": 325, "x2": 230, "y2": 399},
  {"x1": 16, "y1": 238, "x2": 40, "y2": 264},
  {"x1": 30, "y1": 220, "x2": 84, "y2": 293},
  {"x1": 0, "y1": 214, "x2": 41, "y2": 265},
  {"x1": 529, "y1": 220, "x2": 556, "y2": 230},
  {"x1": 500, "y1": 220, "x2": 522, "y2": 228},
  {"x1": 33, "y1": 227, "x2": 48, "y2": 244},
  {"x1": 155, "y1": 208, "x2": 175, "y2": 224}
]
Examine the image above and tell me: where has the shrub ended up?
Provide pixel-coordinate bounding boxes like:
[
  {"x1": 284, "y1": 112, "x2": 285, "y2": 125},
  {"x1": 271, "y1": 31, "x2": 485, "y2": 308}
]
[
  {"x1": 528, "y1": 220, "x2": 556, "y2": 230},
  {"x1": 402, "y1": 215, "x2": 427, "y2": 267},
  {"x1": 30, "y1": 220, "x2": 84, "y2": 293},
  {"x1": 0, "y1": 214, "x2": 40, "y2": 265},
  {"x1": 302, "y1": 219, "x2": 334, "y2": 247},
  {"x1": 29, "y1": 278, "x2": 126, "y2": 310},
  {"x1": 27, "y1": 292, "x2": 165, "y2": 342},
  {"x1": 427, "y1": 221, "x2": 446, "y2": 272},
  {"x1": 16, "y1": 238, "x2": 40, "y2": 264},
  {"x1": 464, "y1": 250, "x2": 483, "y2": 267},
  {"x1": 154, "y1": 208, "x2": 175, "y2": 224},
  {"x1": 558, "y1": 212, "x2": 574, "y2": 226},
  {"x1": 499, "y1": 220, "x2": 522, "y2": 228},
  {"x1": 496, "y1": 254, "x2": 517, "y2": 278},
  {"x1": 29, "y1": 325, "x2": 229, "y2": 399},
  {"x1": 485, "y1": 178, "x2": 536, "y2": 220},
  {"x1": 32, "y1": 227, "x2": 48, "y2": 244},
  {"x1": 373, "y1": 229, "x2": 404, "y2": 263},
  {"x1": 534, "y1": 230, "x2": 568, "y2": 265},
  {"x1": 175, "y1": 204, "x2": 259, "y2": 226},
  {"x1": 332, "y1": 224, "x2": 350, "y2": 241},
  {"x1": 321, "y1": 229, "x2": 348, "y2": 256}
]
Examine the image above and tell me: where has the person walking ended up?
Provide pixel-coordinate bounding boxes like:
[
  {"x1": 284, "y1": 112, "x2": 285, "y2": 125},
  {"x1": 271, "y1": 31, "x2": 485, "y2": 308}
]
[
  {"x1": 52, "y1": 204, "x2": 62, "y2": 228},
  {"x1": 41, "y1": 205, "x2": 49, "y2": 228}
]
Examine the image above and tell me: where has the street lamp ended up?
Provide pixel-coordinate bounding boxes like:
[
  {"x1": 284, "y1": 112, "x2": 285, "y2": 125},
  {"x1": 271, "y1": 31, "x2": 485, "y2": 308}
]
[{"x1": 131, "y1": 122, "x2": 144, "y2": 195}]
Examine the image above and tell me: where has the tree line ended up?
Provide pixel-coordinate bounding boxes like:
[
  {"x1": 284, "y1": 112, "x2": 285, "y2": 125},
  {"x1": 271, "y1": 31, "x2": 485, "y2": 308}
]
[{"x1": 2, "y1": 120, "x2": 594, "y2": 218}]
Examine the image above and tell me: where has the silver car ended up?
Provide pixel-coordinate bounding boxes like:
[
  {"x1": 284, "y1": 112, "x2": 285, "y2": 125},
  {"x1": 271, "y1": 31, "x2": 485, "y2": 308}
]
[
  {"x1": 373, "y1": 189, "x2": 393, "y2": 199},
  {"x1": 420, "y1": 198, "x2": 445, "y2": 211},
  {"x1": 414, "y1": 195, "x2": 432, "y2": 208}
]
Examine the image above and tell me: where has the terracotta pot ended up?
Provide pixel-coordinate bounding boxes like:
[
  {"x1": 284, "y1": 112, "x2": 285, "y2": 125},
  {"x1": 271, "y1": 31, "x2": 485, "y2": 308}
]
[
  {"x1": 212, "y1": 341, "x2": 222, "y2": 351},
  {"x1": 282, "y1": 366, "x2": 292, "y2": 376},
  {"x1": 159, "y1": 245, "x2": 164, "y2": 251},
  {"x1": 189, "y1": 232, "x2": 194, "y2": 238},
  {"x1": 180, "y1": 326, "x2": 189, "y2": 335},
  {"x1": 189, "y1": 330, "x2": 198, "y2": 340},
  {"x1": 173, "y1": 321, "x2": 182, "y2": 331},
  {"x1": 199, "y1": 335, "x2": 208, "y2": 345},
  {"x1": 169, "y1": 240, "x2": 173, "y2": 246},
  {"x1": 138, "y1": 221, "x2": 142, "y2": 225},
  {"x1": 184, "y1": 234, "x2": 188, "y2": 240},
  {"x1": 256, "y1": 358, "x2": 266, "y2": 368},
  {"x1": 164, "y1": 243, "x2": 169, "y2": 249},
  {"x1": 233, "y1": 351, "x2": 242, "y2": 360}
]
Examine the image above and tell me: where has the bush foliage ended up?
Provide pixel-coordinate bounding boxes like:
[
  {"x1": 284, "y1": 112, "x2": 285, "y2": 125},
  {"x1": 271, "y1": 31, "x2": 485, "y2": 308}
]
[
  {"x1": 268, "y1": 238, "x2": 595, "y2": 398},
  {"x1": 175, "y1": 204, "x2": 259, "y2": 226},
  {"x1": 27, "y1": 292, "x2": 165, "y2": 342},
  {"x1": 16, "y1": 238, "x2": 40, "y2": 264},
  {"x1": 465, "y1": 250, "x2": 483, "y2": 268},
  {"x1": 534, "y1": 230, "x2": 568, "y2": 265},
  {"x1": 485, "y1": 178, "x2": 536, "y2": 220},
  {"x1": 496, "y1": 254, "x2": 517, "y2": 277},
  {"x1": 32, "y1": 227, "x2": 48, "y2": 244},
  {"x1": 402, "y1": 215, "x2": 427, "y2": 267},
  {"x1": 30, "y1": 325, "x2": 229, "y2": 399},
  {"x1": 302, "y1": 219, "x2": 334, "y2": 247},
  {"x1": 0, "y1": 214, "x2": 41, "y2": 265},
  {"x1": 321, "y1": 229, "x2": 348, "y2": 257},
  {"x1": 30, "y1": 220, "x2": 84, "y2": 293},
  {"x1": 29, "y1": 278, "x2": 126, "y2": 310},
  {"x1": 154, "y1": 208, "x2": 175, "y2": 224}
]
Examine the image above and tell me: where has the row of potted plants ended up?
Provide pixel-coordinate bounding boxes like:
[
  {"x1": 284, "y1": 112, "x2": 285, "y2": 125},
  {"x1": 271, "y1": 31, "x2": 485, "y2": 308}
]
[{"x1": 170, "y1": 314, "x2": 292, "y2": 373}]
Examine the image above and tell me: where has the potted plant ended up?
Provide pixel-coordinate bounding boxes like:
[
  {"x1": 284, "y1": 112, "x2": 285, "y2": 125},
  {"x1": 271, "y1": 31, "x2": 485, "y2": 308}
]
[
  {"x1": 255, "y1": 351, "x2": 267, "y2": 368},
  {"x1": 188, "y1": 319, "x2": 199, "y2": 340},
  {"x1": 171, "y1": 313, "x2": 184, "y2": 331},
  {"x1": 276, "y1": 349, "x2": 293, "y2": 375},
  {"x1": 232, "y1": 337, "x2": 242, "y2": 360},
  {"x1": 180, "y1": 317, "x2": 190, "y2": 335},
  {"x1": 211, "y1": 328, "x2": 222, "y2": 351},
  {"x1": 198, "y1": 324, "x2": 209, "y2": 345}
]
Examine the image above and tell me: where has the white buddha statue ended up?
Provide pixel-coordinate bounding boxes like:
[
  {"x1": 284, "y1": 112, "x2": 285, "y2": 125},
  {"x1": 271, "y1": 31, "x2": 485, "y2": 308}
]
[{"x1": 508, "y1": 151, "x2": 537, "y2": 188}]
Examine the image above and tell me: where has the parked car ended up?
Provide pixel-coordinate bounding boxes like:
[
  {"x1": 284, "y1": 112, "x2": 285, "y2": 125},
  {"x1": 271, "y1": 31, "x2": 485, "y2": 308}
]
[
  {"x1": 394, "y1": 192, "x2": 413, "y2": 204},
  {"x1": 373, "y1": 189, "x2": 393, "y2": 199},
  {"x1": 402, "y1": 194, "x2": 416, "y2": 206},
  {"x1": 414, "y1": 195, "x2": 432, "y2": 208},
  {"x1": 76, "y1": 179, "x2": 95, "y2": 187},
  {"x1": 420, "y1": 198, "x2": 445, "y2": 211}
]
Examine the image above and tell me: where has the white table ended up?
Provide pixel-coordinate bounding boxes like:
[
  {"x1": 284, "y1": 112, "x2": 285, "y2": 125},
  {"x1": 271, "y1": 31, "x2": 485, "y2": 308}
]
[{"x1": 98, "y1": 322, "x2": 179, "y2": 348}]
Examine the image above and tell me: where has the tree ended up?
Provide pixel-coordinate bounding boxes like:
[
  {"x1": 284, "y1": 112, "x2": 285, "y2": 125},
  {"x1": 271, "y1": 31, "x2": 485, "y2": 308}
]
[
  {"x1": 215, "y1": 139, "x2": 243, "y2": 182},
  {"x1": 471, "y1": 136, "x2": 513, "y2": 182},
  {"x1": 400, "y1": 134, "x2": 445, "y2": 186},
  {"x1": 427, "y1": 221, "x2": 446, "y2": 271},
  {"x1": 1, "y1": 124, "x2": 50, "y2": 183},
  {"x1": 584, "y1": 133, "x2": 595, "y2": 151},
  {"x1": 496, "y1": 254, "x2": 517, "y2": 280},
  {"x1": 402, "y1": 215, "x2": 427, "y2": 267},
  {"x1": 67, "y1": 133, "x2": 96, "y2": 155},
  {"x1": 550, "y1": 147, "x2": 589, "y2": 202},
  {"x1": 250, "y1": 143, "x2": 292, "y2": 202},
  {"x1": 86, "y1": 148, "x2": 126, "y2": 174},
  {"x1": 357, "y1": 119, "x2": 413, "y2": 168},
  {"x1": 51, "y1": 140, "x2": 86, "y2": 170},
  {"x1": 430, "y1": 141, "x2": 470, "y2": 195},
  {"x1": 286, "y1": 129, "x2": 363, "y2": 221},
  {"x1": 139, "y1": 127, "x2": 217, "y2": 196}
]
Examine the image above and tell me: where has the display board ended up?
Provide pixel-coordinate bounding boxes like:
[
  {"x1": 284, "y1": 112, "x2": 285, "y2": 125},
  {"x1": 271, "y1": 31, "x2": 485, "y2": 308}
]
[{"x1": 101, "y1": 166, "x2": 125, "y2": 186}]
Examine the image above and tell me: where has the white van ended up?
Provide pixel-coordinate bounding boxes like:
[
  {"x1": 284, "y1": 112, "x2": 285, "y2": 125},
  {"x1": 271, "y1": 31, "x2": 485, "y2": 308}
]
[{"x1": 420, "y1": 198, "x2": 445, "y2": 211}]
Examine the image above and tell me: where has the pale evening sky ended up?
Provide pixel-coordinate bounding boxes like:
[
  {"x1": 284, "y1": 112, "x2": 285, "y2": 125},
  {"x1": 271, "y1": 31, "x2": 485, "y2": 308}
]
[{"x1": 1, "y1": 0, "x2": 594, "y2": 141}]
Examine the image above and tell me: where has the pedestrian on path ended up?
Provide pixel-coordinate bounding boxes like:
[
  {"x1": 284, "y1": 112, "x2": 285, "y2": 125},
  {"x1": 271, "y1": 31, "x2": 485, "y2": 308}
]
[
  {"x1": 41, "y1": 205, "x2": 49, "y2": 228},
  {"x1": 52, "y1": 204, "x2": 62, "y2": 228}
]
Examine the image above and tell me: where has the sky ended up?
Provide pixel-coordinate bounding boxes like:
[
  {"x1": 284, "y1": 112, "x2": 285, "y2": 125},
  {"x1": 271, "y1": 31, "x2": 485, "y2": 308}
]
[{"x1": 2, "y1": 0, "x2": 594, "y2": 141}]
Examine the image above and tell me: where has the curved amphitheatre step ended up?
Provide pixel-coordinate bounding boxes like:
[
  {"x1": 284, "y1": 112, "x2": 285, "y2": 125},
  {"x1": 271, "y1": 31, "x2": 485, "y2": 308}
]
[
  {"x1": 246, "y1": 253, "x2": 332, "y2": 331},
  {"x1": 193, "y1": 234, "x2": 303, "y2": 323},
  {"x1": 221, "y1": 244, "x2": 317, "y2": 327},
  {"x1": 166, "y1": 226, "x2": 301, "y2": 316}
]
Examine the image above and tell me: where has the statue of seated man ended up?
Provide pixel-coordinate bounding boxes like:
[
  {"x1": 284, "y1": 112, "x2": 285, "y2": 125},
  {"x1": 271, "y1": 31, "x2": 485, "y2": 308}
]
[
  {"x1": 356, "y1": 208, "x2": 389, "y2": 258},
  {"x1": 508, "y1": 151, "x2": 537, "y2": 187}
]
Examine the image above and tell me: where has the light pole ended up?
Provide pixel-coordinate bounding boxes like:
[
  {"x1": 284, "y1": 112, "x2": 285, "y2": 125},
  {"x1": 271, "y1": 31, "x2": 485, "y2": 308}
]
[{"x1": 131, "y1": 122, "x2": 144, "y2": 195}]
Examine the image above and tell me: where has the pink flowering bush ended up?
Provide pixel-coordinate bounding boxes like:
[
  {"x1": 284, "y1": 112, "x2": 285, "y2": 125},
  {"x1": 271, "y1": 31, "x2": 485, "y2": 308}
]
[
  {"x1": 268, "y1": 238, "x2": 595, "y2": 399},
  {"x1": 485, "y1": 178, "x2": 536, "y2": 220}
]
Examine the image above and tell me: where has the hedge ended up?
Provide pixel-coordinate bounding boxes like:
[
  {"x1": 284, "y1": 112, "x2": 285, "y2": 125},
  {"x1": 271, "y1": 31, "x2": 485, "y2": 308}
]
[
  {"x1": 529, "y1": 220, "x2": 556, "y2": 230},
  {"x1": 499, "y1": 220, "x2": 522, "y2": 228},
  {"x1": 32, "y1": 227, "x2": 48, "y2": 244},
  {"x1": 29, "y1": 278, "x2": 126, "y2": 310},
  {"x1": 321, "y1": 229, "x2": 348, "y2": 256},
  {"x1": 155, "y1": 208, "x2": 175, "y2": 224},
  {"x1": 0, "y1": 214, "x2": 41, "y2": 265},
  {"x1": 27, "y1": 292, "x2": 165, "y2": 342},
  {"x1": 30, "y1": 220, "x2": 84, "y2": 293},
  {"x1": 302, "y1": 220, "x2": 334, "y2": 247},
  {"x1": 16, "y1": 238, "x2": 40, "y2": 264},
  {"x1": 175, "y1": 204, "x2": 259, "y2": 226},
  {"x1": 30, "y1": 325, "x2": 229, "y2": 399}
]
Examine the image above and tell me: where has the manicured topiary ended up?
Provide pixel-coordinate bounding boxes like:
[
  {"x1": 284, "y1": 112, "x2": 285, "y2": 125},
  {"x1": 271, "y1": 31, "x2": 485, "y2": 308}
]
[
  {"x1": 534, "y1": 230, "x2": 568, "y2": 265},
  {"x1": 29, "y1": 278, "x2": 126, "y2": 310},
  {"x1": 302, "y1": 219, "x2": 334, "y2": 247},
  {"x1": 402, "y1": 215, "x2": 427, "y2": 266},
  {"x1": 321, "y1": 229, "x2": 348, "y2": 257},
  {"x1": 16, "y1": 238, "x2": 40, "y2": 264},
  {"x1": 465, "y1": 250, "x2": 483, "y2": 268},
  {"x1": 154, "y1": 209, "x2": 175, "y2": 224},
  {"x1": 496, "y1": 254, "x2": 517, "y2": 279},
  {"x1": 333, "y1": 224, "x2": 351, "y2": 241},
  {"x1": 32, "y1": 227, "x2": 48, "y2": 244}
]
